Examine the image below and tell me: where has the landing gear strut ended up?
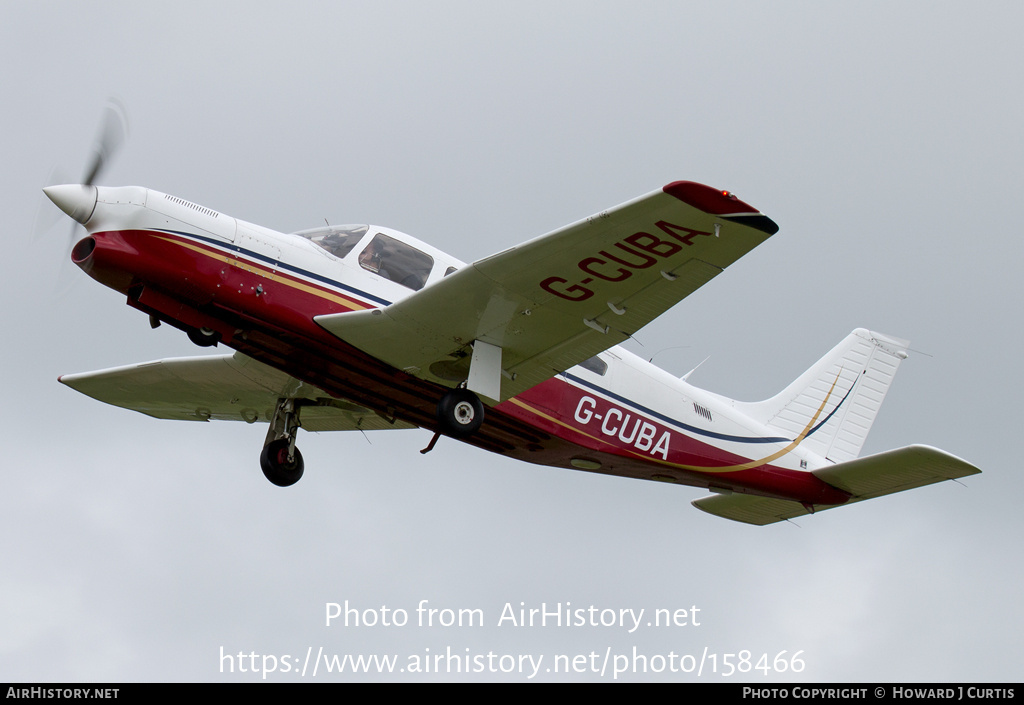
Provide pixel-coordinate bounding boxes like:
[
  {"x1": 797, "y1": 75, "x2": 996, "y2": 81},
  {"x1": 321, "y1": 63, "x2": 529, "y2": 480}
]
[
  {"x1": 437, "y1": 387, "x2": 484, "y2": 437},
  {"x1": 261, "y1": 398, "x2": 304, "y2": 486}
]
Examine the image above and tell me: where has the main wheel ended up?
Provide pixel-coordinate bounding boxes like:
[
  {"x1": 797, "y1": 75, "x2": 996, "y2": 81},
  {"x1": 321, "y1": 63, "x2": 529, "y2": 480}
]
[
  {"x1": 260, "y1": 438, "x2": 304, "y2": 487},
  {"x1": 187, "y1": 326, "x2": 219, "y2": 347},
  {"x1": 437, "y1": 388, "x2": 484, "y2": 437}
]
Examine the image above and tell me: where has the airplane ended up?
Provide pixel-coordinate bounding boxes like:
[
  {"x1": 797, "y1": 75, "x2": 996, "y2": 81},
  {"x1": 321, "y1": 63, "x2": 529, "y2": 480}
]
[{"x1": 43, "y1": 173, "x2": 980, "y2": 526}]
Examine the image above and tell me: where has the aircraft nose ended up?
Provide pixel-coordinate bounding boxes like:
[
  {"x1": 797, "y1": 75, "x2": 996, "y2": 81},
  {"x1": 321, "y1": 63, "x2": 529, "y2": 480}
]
[{"x1": 43, "y1": 184, "x2": 98, "y2": 225}]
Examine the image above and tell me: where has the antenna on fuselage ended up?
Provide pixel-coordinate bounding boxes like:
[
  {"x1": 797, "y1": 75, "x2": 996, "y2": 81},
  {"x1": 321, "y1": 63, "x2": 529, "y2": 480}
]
[{"x1": 681, "y1": 355, "x2": 710, "y2": 382}]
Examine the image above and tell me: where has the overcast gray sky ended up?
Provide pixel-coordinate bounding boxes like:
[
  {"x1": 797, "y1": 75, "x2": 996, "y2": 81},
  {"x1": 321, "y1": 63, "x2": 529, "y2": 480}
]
[{"x1": 3, "y1": 1, "x2": 1021, "y2": 682}]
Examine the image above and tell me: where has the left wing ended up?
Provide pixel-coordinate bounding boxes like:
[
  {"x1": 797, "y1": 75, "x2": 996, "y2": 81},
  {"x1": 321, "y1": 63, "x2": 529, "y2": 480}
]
[
  {"x1": 59, "y1": 352, "x2": 413, "y2": 432},
  {"x1": 316, "y1": 181, "x2": 777, "y2": 402}
]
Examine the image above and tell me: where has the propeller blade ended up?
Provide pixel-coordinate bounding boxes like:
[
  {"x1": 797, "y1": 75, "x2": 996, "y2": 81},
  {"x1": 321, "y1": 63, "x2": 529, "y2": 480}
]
[
  {"x1": 81, "y1": 98, "x2": 129, "y2": 186},
  {"x1": 37, "y1": 99, "x2": 130, "y2": 298}
]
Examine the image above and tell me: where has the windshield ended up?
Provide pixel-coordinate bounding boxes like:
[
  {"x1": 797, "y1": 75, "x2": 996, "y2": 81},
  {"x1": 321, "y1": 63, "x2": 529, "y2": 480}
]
[{"x1": 293, "y1": 224, "x2": 369, "y2": 259}]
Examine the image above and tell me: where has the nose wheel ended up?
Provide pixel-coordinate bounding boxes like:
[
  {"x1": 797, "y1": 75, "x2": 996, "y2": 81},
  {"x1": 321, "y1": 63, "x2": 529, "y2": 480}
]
[
  {"x1": 186, "y1": 326, "x2": 219, "y2": 347},
  {"x1": 437, "y1": 388, "x2": 484, "y2": 437}
]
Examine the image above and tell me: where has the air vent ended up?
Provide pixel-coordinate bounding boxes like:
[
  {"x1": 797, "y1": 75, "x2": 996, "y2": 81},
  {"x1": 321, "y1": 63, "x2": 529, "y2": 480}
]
[
  {"x1": 164, "y1": 194, "x2": 219, "y2": 218},
  {"x1": 693, "y1": 403, "x2": 713, "y2": 422}
]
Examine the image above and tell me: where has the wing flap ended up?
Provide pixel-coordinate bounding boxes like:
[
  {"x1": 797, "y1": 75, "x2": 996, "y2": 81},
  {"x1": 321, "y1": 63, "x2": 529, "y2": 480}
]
[
  {"x1": 316, "y1": 182, "x2": 774, "y2": 401},
  {"x1": 59, "y1": 352, "x2": 413, "y2": 432}
]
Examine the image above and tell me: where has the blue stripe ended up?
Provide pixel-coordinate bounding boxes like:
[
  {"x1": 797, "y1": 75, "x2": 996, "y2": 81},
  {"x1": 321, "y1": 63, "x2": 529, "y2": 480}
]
[
  {"x1": 561, "y1": 371, "x2": 790, "y2": 444},
  {"x1": 560, "y1": 370, "x2": 854, "y2": 446},
  {"x1": 805, "y1": 375, "x2": 856, "y2": 438}
]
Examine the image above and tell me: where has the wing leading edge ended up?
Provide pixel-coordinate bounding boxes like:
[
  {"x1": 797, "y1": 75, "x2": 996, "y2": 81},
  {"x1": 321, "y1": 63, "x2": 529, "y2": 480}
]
[{"x1": 316, "y1": 181, "x2": 778, "y2": 402}]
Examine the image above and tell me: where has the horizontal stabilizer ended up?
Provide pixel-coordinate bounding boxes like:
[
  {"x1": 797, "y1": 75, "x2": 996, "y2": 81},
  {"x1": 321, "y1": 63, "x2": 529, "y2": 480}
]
[
  {"x1": 692, "y1": 445, "x2": 980, "y2": 525},
  {"x1": 691, "y1": 493, "x2": 815, "y2": 526},
  {"x1": 812, "y1": 444, "x2": 980, "y2": 499}
]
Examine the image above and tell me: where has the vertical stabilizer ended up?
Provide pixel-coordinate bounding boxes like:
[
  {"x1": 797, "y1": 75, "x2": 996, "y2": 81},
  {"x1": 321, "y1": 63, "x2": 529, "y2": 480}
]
[{"x1": 738, "y1": 329, "x2": 909, "y2": 464}]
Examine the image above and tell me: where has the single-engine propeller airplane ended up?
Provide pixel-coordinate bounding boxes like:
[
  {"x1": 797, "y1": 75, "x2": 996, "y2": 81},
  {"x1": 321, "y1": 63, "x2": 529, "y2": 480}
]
[{"x1": 43, "y1": 127, "x2": 979, "y2": 525}]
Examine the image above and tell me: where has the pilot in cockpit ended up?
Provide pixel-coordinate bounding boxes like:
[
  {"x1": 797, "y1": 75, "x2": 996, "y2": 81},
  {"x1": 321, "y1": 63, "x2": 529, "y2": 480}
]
[{"x1": 358, "y1": 237, "x2": 388, "y2": 278}]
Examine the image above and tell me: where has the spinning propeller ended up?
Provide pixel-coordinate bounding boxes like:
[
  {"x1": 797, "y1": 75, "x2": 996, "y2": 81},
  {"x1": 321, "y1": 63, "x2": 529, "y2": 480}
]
[{"x1": 38, "y1": 99, "x2": 129, "y2": 288}]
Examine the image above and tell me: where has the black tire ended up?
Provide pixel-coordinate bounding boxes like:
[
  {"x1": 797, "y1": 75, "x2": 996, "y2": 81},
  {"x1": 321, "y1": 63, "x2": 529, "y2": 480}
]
[
  {"x1": 260, "y1": 438, "x2": 304, "y2": 487},
  {"x1": 187, "y1": 327, "x2": 219, "y2": 347},
  {"x1": 437, "y1": 388, "x2": 484, "y2": 437}
]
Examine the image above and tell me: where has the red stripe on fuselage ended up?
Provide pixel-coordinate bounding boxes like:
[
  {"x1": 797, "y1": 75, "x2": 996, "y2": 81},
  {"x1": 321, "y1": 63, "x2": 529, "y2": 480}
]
[{"x1": 500, "y1": 378, "x2": 851, "y2": 505}]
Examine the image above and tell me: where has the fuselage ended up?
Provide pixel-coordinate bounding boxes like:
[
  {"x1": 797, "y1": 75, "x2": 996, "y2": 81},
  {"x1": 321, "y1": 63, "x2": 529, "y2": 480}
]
[{"x1": 57, "y1": 184, "x2": 851, "y2": 507}]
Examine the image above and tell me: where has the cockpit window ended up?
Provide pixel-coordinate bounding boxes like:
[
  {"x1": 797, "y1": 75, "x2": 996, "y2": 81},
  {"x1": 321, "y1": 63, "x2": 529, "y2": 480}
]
[
  {"x1": 358, "y1": 233, "x2": 434, "y2": 291},
  {"x1": 294, "y1": 224, "x2": 369, "y2": 259}
]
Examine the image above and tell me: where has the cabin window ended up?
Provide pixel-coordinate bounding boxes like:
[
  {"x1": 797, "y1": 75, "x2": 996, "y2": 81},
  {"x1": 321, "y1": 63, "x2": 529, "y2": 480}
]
[
  {"x1": 358, "y1": 233, "x2": 434, "y2": 291},
  {"x1": 578, "y1": 355, "x2": 608, "y2": 376}
]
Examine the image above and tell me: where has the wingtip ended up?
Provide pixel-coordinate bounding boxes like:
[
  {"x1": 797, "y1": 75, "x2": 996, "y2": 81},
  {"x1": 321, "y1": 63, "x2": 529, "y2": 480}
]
[
  {"x1": 663, "y1": 181, "x2": 760, "y2": 215},
  {"x1": 663, "y1": 181, "x2": 779, "y2": 235}
]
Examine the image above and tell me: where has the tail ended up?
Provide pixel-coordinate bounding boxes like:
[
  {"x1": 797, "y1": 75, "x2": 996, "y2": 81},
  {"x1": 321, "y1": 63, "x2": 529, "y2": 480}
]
[
  {"x1": 694, "y1": 329, "x2": 981, "y2": 525},
  {"x1": 736, "y1": 328, "x2": 909, "y2": 464}
]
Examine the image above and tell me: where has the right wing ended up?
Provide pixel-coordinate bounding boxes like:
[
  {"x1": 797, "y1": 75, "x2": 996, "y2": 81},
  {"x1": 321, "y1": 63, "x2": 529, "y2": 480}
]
[
  {"x1": 59, "y1": 352, "x2": 414, "y2": 433},
  {"x1": 317, "y1": 181, "x2": 778, "y2": 402}
]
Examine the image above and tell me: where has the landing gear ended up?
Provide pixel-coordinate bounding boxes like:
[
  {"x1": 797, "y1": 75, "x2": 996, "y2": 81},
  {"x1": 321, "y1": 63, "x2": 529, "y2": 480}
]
[
  {"x1": 261, "y1": 398, "x2": 304, "y2": 487},
  {"x1": 186, "y1": 326, "x2": 219, "y2": 347},
  {"x1": 260, "y1": 438, "x2": 304, "y2": 487},
  {"x1": 437, "y1": 388, "x2": 484, "y2": 437}
]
